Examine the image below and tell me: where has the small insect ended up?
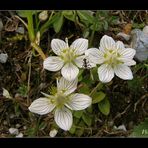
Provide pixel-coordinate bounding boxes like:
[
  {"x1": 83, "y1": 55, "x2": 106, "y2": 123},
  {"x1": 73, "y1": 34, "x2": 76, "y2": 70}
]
[{"x1": 82, "y1": 58, "x2": 92, "y2": 69}]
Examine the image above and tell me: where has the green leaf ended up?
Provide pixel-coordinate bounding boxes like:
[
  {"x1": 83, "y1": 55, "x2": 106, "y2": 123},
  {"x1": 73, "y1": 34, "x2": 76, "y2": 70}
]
[
  {"x1": 78, "y1": 82, "x2": 90, "y2": 94},
  {"x1": 62, "y1": 10, "x2": 76, "y2": 22},
  {"x1": 82, "y1": 113, "x2": 92, "y2": 126},
  {"x1": 77, "y1": 10, "x2": 94, "y2": 25},
  {"x1": 98, "y1": 98, "x2": 110, "y2": 116},
  {"x1": 92, "y1": 91, "x2": 106, "y2": 104},
  {"x1": 130, "y1": 118, "x2": 148, "y2": 137},
  {"x1": 69, "y1": 125, "x2": 76, "y2": 134},
  {"x1": 74, "y1": 110, "x2": 83, "y2": 119},
  {"x1": 53, "y1": 12, "x2": 64, "y2": 33},
  {"x1": 17, "y1": 10, "x2": 40, "y2": 18}
]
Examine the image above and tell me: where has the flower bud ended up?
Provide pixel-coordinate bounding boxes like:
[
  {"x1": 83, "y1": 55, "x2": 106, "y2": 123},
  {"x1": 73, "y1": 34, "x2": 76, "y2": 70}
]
[{"x1": 39, "y1": 11, "x2": 48, "y2": 21}]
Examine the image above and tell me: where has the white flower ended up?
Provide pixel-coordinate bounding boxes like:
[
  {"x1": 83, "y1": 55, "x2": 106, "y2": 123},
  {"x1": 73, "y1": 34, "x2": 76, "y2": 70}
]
[
  {"x1": 43, "y1": 38, "x2": 88, "y2": 81},
  {"x1": 49, "y1": 129, "x2": 58, "y2": 137},
  {"x1": 28, "y1": 77, "x2": 92, "y2": 131},
  {"x1": 85, "y1": 35, "x2": 136, "y2": 83}
]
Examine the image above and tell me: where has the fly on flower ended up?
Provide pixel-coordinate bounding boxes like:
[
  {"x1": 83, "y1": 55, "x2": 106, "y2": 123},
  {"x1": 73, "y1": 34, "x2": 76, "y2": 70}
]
[
  {"x1": 43, "y1": 38, "x2": 89, "y2": 81},
  {"x1": 85, "y1": 35, "x2": 136, "y2": 83},
  {"x1": 28, "y1": 77, "x2": 92, "y2": 131}
]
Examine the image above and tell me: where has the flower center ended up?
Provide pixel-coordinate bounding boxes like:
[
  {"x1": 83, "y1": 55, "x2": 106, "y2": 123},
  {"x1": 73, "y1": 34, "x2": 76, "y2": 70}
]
[
  {"x1": 60, "y1": 48, "x2": 76, "y2": 63},
  {"x1": 104, "y1": 50, "x2": 123, "y2": 67},
  {"x1": 54, "y1": 92, "x2": 68, "y2": 108}
]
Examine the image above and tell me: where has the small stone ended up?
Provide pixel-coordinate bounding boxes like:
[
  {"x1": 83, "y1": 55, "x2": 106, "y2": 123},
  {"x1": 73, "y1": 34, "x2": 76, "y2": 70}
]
[
  {"x1": 16, "y1": 124, "x2": 21, "y2": 128},
  {"x1": 3, "y1": 88, "x2": 12, "y2": 99},
  {"x1": 16, "y1": 132, "x2": 23, "y2": 138},
  {"x1": 49, "y1": 129, "x2": 58, "y2": 137},
  {"x1": 143, "y1": 26, "x2": 148, "y2": 35},
  {"x1": 0, "y1": 53, "x2": 8, "y2": 63},
  {"x1": 16, "y1": 27, "x2": 25, "y2": 34},
  {"x1": 131, "y1": 28, "x2": 148, "y2": 62},
  {"x1": 23, "y1": 126, "x2": 27, "y2": 130},
  {"x1": 117, "y1": 124, "x2": 127, "y2": 131},
  {"x1": 9, "y1": 128, "x2": 19, "y2": 135}
]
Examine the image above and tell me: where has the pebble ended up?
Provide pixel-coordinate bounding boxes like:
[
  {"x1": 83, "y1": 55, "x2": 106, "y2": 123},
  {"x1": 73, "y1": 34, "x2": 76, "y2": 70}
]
[
  {"x1": 0, "y1": 53, "x2": 8, "y2": 63},
  {"x1": 49, "y1": 129, "x2": 58, "y2": 137},
  {"x1": 131, "y1": 28, "x2": 148, "y2": 62},
  {"x1": 16, "y1": 132, "x2": 23, "y2": 138},
  {"x1": 9, "y1": 128, "x2": 19, "y2": 135}
]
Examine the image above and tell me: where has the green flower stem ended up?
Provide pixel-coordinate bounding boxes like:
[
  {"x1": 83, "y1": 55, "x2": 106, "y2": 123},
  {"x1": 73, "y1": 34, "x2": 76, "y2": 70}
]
[
  {"x1": 89, "y1": 29, "x2": 95, "y2": 47},
  {"x1": 27, "y1": 15, "x2": 35, "y2": 42},
  {"x1": 40, "y1": 11, "x2": 54, "y2": 36},
  {"x1": 89, "y1": 82, "x2": 103, "y2": 97},
  {"x1": 31, "y1": 42, "x2": 46, "y2": 60}
]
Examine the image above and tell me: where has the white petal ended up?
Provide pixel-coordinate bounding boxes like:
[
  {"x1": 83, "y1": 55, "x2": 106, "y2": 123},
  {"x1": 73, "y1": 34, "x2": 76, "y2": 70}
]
[
  {"x1": 74, "y1": 55, "x2": 85, "y2": 68},
  {"x1": 115, "y1": 41, "x2": 125, "y2": 50},
  {"x1": 51, "y1": 39, "x2": 68, "y2": 55},
  {"x1": 57, "y1": 77, "x2": 78, "y2": 95},
  {"x1": 114, "y1": 65, "x2": 133, "y2": 80},
  {"x1": 61, "y1": 63, "x2": 79, "y2": 81},
  {"x1": 100, "y1": 35, "x2": 115, "y2": 50},
  {"x1": 70, "y1": 38, "x2": 88, "y2": 55},
  {"x1": 98, "y1": 64, "x2": 114, "y2": 83},
  {"x1": 66, "y1": 93, "x2": 92, "y2": 110},
  {"x1": 54, "y1": 107, "x2": 72, "y2": 131},
  {"x1": 28, "y1": 98, "x2": 55, "y2": 115},
  {"x1": 43, "y1": 56, "x2": 64, "y2": 72},
  {"x1": 121, "y1": 59, "x2": 136, "y2": 66},
  {"x1": 85, "y1": 48, "x2": 105, "y2": 64},
  {"x1": 119, "y1": 48, "x2": 136, "y2": 59}
]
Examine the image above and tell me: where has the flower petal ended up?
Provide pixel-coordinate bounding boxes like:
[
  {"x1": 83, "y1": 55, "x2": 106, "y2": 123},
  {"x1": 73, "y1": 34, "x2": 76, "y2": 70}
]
[
  {"x1": 70, "y1": 38, "x2": 88, "y2": 55},
  {"x1": 121, "y1": 59, "x2": 136, "y2": 66},
  {"x1": 85, "y1": 48, "x2": 105, "y2": 64},
  {"x1": 119, "y1": 48, "x2": 136, "y2": 59},
  {"x1": 98, "y1": 64, "x2": 114, "y2": 83},
  {"x1": 54, "y1": 107, "x2": 72, "y2": 131},
  {"x1": 51, "y1": 39, "x2": 68, "y2": 55},
  {"x1": 114, "y1": 64, "x2": 133, "y2": 80},
  {"x1": 115, "y1": 41, "x2": 125, "y2": 50},
  {"x1": 28, "y1": 98, "x2": 55, "y2": 115},
  {"x1": 74, "y1": 55, "x2": 85, "y2": 68},
  {"x1": 43, "y1": 56, "x2": 64, "y2": 72},
  {"x1": 57, "y1": 77, "x2": 78, "y2": 95},
  {"x1": 61, "y1": 63, "x2": 79, "y2": 81},
  {"x1": 100, "y1": 35, "x2": 115, "y2": 50},
  {"x1": 66, "y1": 93, "x2": 92, "y2": 110}
]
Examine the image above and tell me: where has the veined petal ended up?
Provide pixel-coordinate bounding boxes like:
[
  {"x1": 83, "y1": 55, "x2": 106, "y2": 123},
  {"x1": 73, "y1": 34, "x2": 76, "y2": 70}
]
[
  {"x1": 43, "y1": 56, "x2": 64, "y2": 72},
  {"x1": 85, "y1": 48, "x2": 105, "y2": 64},
  {"x1": 74, "y1": 55, "x2": 85, "y2": 68},
  {"x1": 54, "y1": 107, "x2": 72, "y2": 131},
  {"x1": 115, "y1": 41, "x2": 125, "y2": 50},
  {"x1": 100, "y1": 35, "x2": 115, "y2": 50},
  {"x1": 119, "y1": 48, "x2": 136, "y2": 59},
  {"x1": 98, "y1": 64, "x2": 114, "y2": 83},
  {"x1": 28, "y1": 98, "x2": 55, "y2": 115},
  {"x1": 57, "y1": 77, "x2": 78, "y2": 95},
  {"x1": 114, "y1": 64, "x2": 133, "y2": 80},
  {"x1": 51, "y1": 39, "x2": 68, "y2": 55},
  {"x1": 61, "y1": 63, "x2": 79, "y2": 81},
  {"x1": 70, "y1": 38, "x2": 88, "y2": 55},
  {"x1": 66, "y1": 93, "x2": 92, "y2": 111},
  {"x1": 118, "y1": 58, "x2": 136, "y2": 66}
]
